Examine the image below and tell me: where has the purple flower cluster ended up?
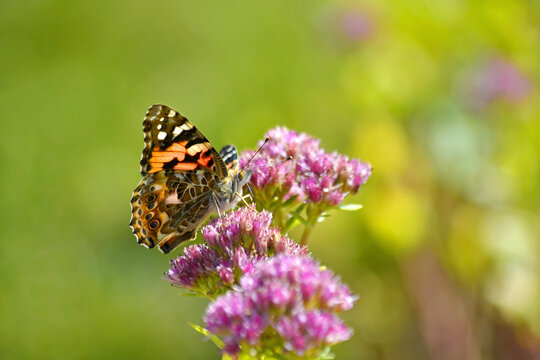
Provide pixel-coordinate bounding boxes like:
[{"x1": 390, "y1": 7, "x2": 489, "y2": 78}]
[
  {"x1": 165, "y1": 208, "x2": 307, "y2": 294},
  {"x1": 240, "y1": 127, "x2": 371, "y2": 206},
  {"x1": 466, "y1": 57, "x2": 532, "y2": 108},
  {"x1": 204, "y1": 255, "x2": 355, "y2": 356},
  {"x1": 339, "y1": 9, "x2": 373, "y2": 43}
]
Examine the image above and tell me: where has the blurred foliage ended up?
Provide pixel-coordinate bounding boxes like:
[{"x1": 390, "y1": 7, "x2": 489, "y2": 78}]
[{"x1": 1, "y1": 0, "x2": 539, "y2": 359}]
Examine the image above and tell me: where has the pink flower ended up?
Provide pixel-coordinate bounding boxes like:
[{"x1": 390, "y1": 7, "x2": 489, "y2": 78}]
[
  {"x1": 204, "y1": 255, "x2": 356, "y2": 356},
  {"x1": 165, "y1": 209, "x2": 307, "y2": 294},
  {"x1": 240, "y1": 127, "x2": 371, "y2": 207},
  {"x1": 465, "y1": 57, "x2": 532, "y2": 108}
]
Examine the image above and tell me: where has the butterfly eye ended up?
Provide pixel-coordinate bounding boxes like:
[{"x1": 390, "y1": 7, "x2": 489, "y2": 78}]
[
  {"x1": 237, "y1": 172, "x2": 244, "y2": 181},
  {"x1": 148, "y1": 219, "x2": 160, "y2": 230}
]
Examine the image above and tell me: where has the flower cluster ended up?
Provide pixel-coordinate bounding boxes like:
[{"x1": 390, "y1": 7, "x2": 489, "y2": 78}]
[
  {"x1": 204, "y1": 255, "x2": 355, "y2": 357},
  {"x1": 240, "y1": 126, "x2": 371, "y2": 206},
  {"x1": 162, "y1": 126, "x2": 368, "y2": 358},
  {"x1": 165, "y1": 208, "x2": 307, "y2": 296}
]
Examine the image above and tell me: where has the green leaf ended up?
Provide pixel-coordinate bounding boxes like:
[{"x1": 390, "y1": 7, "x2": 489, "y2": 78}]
[
  {"x1": 284, "y1": 216, "x2": 301, "y2": 231},
  {"x1": 281, "y1": 194, "x2": 299, "y2": 208},
  {"x1": 295, "y1": 202, "x2": 307, "y2": 214},
  {"x1": 291, "y1": 210, "x2": 310, "y2": 227},
  {"x1": 189, "y1": 322, "x2": 224, "y2": 349},
  {"x1": 338, "y1": 203, "x2": 363, "y2": 211},
  {"x1": 319, "y1": 346, "x2": 336, "y2": 359},
  {"x1": 317, "y1": 212, "x2": 331, "y2": 223}
]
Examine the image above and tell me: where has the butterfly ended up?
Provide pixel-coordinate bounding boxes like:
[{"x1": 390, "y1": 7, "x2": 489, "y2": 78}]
[{"x1": 130, "y1": 104, "x2": 253, "y2": 254}]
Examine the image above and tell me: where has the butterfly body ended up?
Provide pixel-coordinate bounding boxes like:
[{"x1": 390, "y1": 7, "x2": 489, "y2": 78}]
[{"x1": 130, "y1": 105, "x2": 252, "y2": 254}]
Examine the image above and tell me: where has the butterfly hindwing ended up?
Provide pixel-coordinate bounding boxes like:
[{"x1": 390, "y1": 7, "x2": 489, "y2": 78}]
[{"x1": 130, "y1": 171, "x2": 215, "y2": 253}]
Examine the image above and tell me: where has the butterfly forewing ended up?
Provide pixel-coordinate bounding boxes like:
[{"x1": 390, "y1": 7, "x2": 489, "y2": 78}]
[{"x1": 140, "y1": 104, "x2": 228, "y2": 178}]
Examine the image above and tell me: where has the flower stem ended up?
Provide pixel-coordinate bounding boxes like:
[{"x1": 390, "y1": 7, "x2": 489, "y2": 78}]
[
  {"x1": 275, "y1": 207, "x2": 284, "y2": 229},
  {"x1": 299, "y1": 203, "x2": 326, "y2": 246},
  {"x1": 300, "y1": 225, "x2": 311, "y2": 246}
]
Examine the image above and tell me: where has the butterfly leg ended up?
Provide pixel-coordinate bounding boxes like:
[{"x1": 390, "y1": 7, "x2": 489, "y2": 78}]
[
  {"x1": 211, "y1": 193, "x2": 223, "y2": 218},
  {"x1": 246, "y1": 183, "x2": 255, "y2": 202},
  {"x1": 244, "y1": 184, "x2": 257, "y2": 211},
  {"x1": 236, "y1": 192, "x2": 256, "y2": 211}
]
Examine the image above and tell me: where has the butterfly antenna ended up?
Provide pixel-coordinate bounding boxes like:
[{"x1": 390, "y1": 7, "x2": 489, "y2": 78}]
[
  {"x1": 247, "y1": 155, "x2": 293, "y2": 170},
  {"x1": 241, "y1": 136, "x2": 293, "y2": 171},
  {"x1": 241, "y1": 136, "x2": 270, "y2": 171}
]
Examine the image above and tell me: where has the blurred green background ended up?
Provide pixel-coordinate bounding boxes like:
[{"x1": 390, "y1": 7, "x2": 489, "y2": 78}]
[{"x1": 1, "y1": 0, "x2": 539, "y2": 359}]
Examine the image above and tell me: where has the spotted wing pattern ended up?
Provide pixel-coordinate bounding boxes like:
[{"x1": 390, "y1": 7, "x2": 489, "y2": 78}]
[
  {"x1": 130, "y1": 104, "x2": 236, "y2": 254},
  {"x1": 139, "y1": 104, "x2": 227, "y2": 178},
  {"x1": 130, "y1": 170, "x2": 218, "y2": 253}
]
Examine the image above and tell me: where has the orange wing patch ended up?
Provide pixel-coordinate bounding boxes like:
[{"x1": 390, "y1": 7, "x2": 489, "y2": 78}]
[
  {"x1": 172, "y1": 163, "x2": 199, "y2": 171},
  {"x1": 185, "y1": 143, "x2": 214, "y2": 167},
  {"x1": 149, "y1": 142, "x2": 196, "y2": 173},
  {"x1": 197, "y1": 150, "x2": 213, "y2": 168},
  {"x1": 147, "y1": 141, "x2": 214, "y2": 173}
]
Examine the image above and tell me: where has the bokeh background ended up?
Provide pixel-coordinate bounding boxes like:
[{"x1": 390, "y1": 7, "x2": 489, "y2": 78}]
[{"x1": 2, "y1": 0, "x2": 539, "y2": 359}]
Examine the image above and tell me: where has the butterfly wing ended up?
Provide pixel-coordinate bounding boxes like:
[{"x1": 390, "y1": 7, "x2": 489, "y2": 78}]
[
  {"x1": 130, "y1": 171, "x2": 216, "y2": 253},
  {"x1": 130, "y1": 104, "x2": 230, "y2": 253},
  {"x1": 140, "y1": 104, "x2": 228, "y2": 178}
]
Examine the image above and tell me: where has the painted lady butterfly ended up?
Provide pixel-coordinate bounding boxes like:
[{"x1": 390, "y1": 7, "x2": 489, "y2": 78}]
[{"x1": 130, "y1": 104, "x2": 253, "y2": 253}]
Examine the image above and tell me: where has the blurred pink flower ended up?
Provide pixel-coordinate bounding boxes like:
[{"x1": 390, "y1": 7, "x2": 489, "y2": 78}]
[
  {"x1": 467, "y1": 57, "x2": 532, "y2": 107},
  {"x1": 339, "y1": 10, "x2": 373, "y2": 42}
]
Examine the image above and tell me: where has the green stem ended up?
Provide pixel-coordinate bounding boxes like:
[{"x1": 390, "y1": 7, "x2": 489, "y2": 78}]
[
  {"x1": 299, "y1": 203, "x2": 325, "y2": 246},
  {"x1": 274, "y1": 207, "x2": 284, "y2": 229},
  {"x1": 300, "y1": 225, "x2": 312, "y2": 246},
  {"x1": 274, "y1": 189, "x2": 286, "y2": 229}
]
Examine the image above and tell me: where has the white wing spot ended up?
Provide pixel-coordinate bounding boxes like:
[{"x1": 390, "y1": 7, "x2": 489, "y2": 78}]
[
  {"x1": 157, "y1": 131, "x2": 167, "y2": 140},
  {"x1": 168, "y1": 110, "x2": 176, "y2": 117},
  {"x1": 157, "y1": 124, "x2": 163, "y2": 130},
  {"x1": 164, "y1": 194, "x2": 179, "y2": 205},
  {"x1": 173, "y1": 127, "x2": 182, "y2": 136},
  {"x1": 181, "y1": 123, "x2": 192, "y2": 130}
]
